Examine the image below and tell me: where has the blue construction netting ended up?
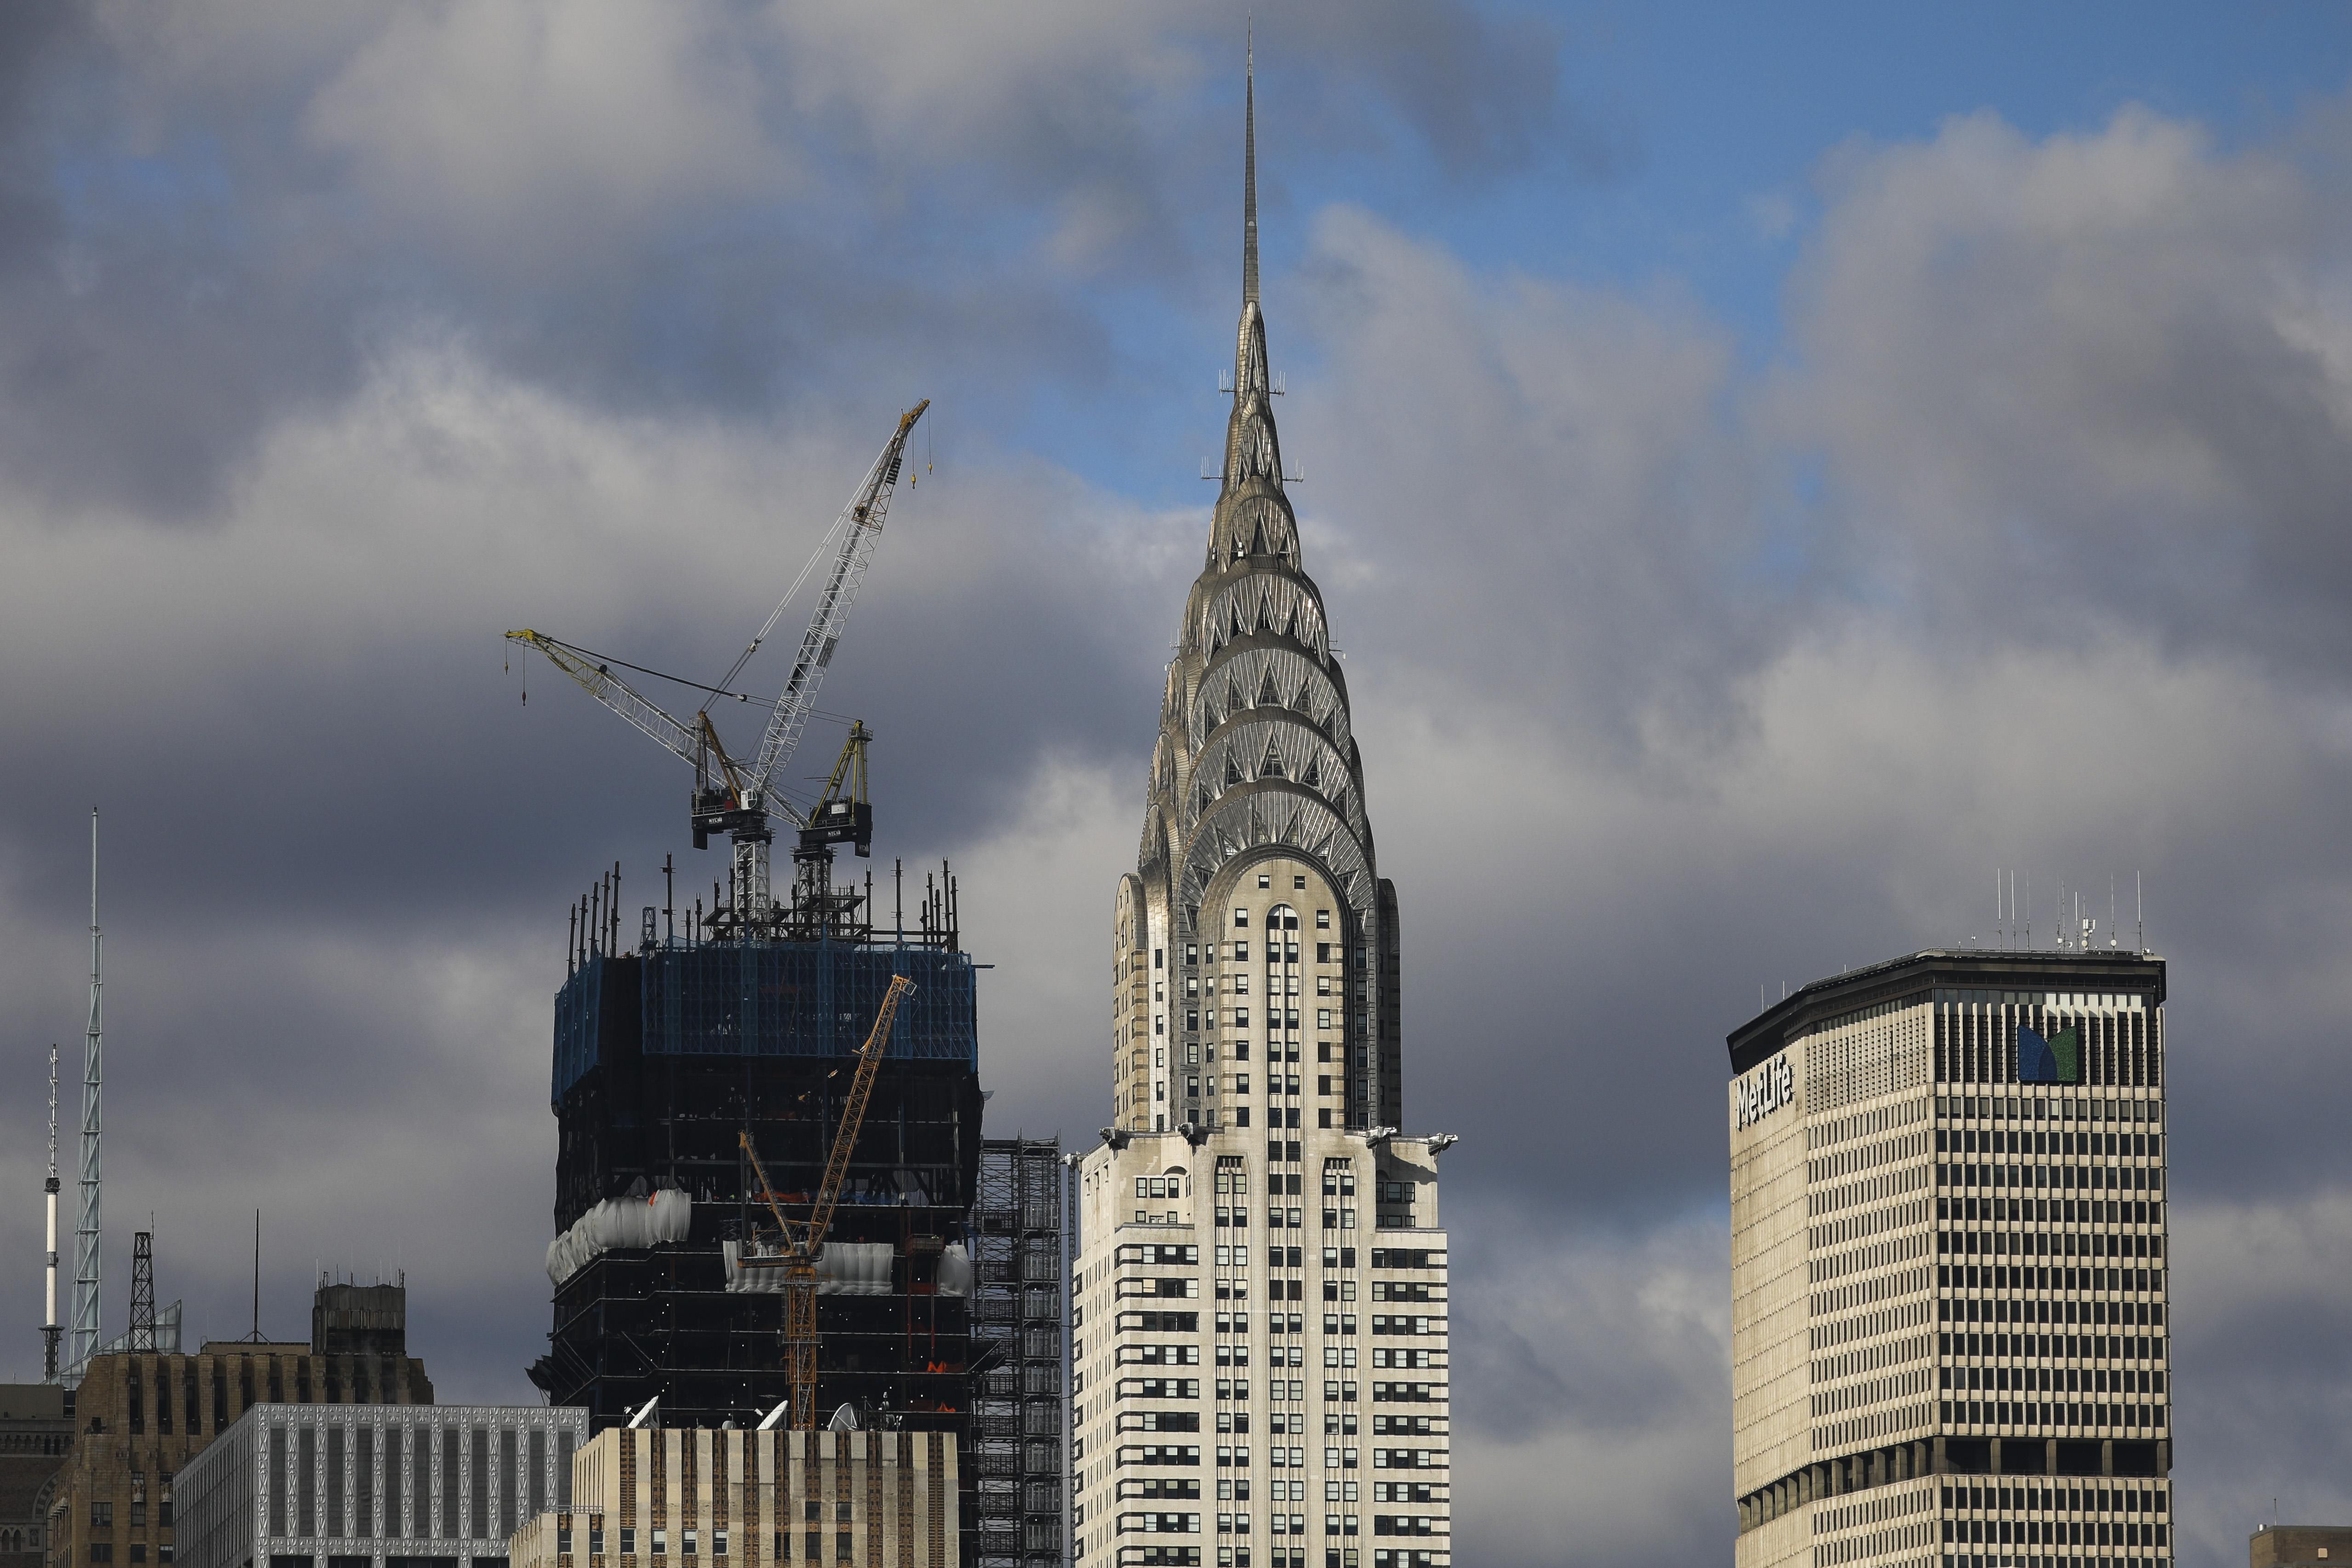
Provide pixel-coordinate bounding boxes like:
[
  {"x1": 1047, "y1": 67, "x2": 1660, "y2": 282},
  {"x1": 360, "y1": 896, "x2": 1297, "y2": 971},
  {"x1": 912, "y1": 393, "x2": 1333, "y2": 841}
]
[{"x1": 551, "y1": 940, "x2": 977, "y2": 1103}]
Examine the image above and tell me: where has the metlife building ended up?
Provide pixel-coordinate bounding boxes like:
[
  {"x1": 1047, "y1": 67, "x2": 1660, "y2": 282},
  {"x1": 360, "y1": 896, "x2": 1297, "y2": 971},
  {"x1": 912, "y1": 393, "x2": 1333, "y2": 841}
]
[{"x1": 1725, "y1": 948, "x2": 2172, "y2": 1568}]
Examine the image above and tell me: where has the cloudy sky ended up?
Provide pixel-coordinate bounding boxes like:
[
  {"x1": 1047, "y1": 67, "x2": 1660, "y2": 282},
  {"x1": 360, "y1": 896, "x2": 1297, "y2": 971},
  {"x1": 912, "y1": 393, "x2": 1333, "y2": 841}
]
[{"x1": 4, "y1": 1, "x2": 2352, "y2": 1561}]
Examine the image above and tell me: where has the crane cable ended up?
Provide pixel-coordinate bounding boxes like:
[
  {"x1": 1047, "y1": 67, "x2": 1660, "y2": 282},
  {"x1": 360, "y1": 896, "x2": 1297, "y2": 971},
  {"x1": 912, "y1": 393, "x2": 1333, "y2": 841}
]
[{"x1": 518, "y1": 633, "x2": 860, "y2": 731}]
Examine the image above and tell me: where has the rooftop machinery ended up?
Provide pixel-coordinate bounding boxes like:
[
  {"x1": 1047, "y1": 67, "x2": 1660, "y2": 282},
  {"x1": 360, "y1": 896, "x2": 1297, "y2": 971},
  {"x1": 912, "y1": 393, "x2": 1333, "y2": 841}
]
[{"x1": 508, "y1": 402, "x2": 927, "y2": 933}]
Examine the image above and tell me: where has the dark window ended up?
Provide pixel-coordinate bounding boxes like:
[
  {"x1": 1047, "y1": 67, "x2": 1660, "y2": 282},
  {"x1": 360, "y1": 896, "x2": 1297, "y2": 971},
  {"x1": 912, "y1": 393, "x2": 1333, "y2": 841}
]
[
  {"x1": 440, "y1": 1427, "x2": 460, "y2": 1539},
  {"x1": 328, "y1": 1427, "x2": 346, "y2": 1537},
  {"x1": 269, "y1": 1428, "x2": 288, "y2": 1537},
  {"x1": 300, "y1": 1426, "x2": 318, "y2": 1536},
  {"x1": 499, "y1": 1429, "x2": 517, "y2": 1538},
  {"x1": 357, "y1": 1427, "x2": 375, "y2": 1537},
  {"x1": 470, "y1": 1427, "x2": 490, "y2": 1539}
]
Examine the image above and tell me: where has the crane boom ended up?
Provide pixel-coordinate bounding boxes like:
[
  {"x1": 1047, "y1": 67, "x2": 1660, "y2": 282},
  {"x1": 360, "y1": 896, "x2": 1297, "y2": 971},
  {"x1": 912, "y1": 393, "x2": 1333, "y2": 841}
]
[
  {"x1": 505, "y1": 402, "x2": 927, "y2": 926},
  {"x1": 735, "y1": 972, "x2": 915, "y2": 1430},
  {"x1": 807, "y1": 973, "x2": 914, "y2": 1244},
  {"x1": 745, "y1": 401, "x2": 928, "y2": 814},
  {"x1": 504, "y1": 630, "x2": 705, "y2": 772}
]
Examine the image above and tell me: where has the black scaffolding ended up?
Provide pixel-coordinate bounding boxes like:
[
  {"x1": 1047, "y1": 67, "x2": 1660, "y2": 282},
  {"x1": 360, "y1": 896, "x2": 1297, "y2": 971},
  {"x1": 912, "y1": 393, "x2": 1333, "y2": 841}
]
[{"x1": 970, "y1": 1137, "x2": 1067, "y2": 1567}]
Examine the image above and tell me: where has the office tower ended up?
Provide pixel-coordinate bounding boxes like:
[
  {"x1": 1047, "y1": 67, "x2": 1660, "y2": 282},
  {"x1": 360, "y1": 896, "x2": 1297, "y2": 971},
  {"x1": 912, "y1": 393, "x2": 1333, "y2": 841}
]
[
  {"x1": 1728, "y1": 948, "x2": 2173, "y2": 1568},
  {"x1": 1070, "y1": 54, "x2": 1456, "y2": 1568}
]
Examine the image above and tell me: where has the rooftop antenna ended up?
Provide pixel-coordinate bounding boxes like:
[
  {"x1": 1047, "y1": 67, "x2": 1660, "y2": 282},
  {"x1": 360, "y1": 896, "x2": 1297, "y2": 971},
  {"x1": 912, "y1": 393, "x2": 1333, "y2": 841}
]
[
  {"x1": 1242, "y1": 23, "x2": 1259, "y2": 308},
  {"x1": 41, "y1": 1043, "x2": 59, "y2": 1381},
  {"x1": 129, "y1": 1228, "x2": 154, "y2": 1352},
  {"x1": 243, "y1": 1209, "x2": 263, "y2": 1343},
  {"x1": 2109, "y1": 877, "x2": 2118, "y2": 949},
  {"x1": 2137, "y1": 872, "x2": 2144, "y2": 954},
  {"x1": 69, "y1": 809, "x2": 102, "y2": 1380}
]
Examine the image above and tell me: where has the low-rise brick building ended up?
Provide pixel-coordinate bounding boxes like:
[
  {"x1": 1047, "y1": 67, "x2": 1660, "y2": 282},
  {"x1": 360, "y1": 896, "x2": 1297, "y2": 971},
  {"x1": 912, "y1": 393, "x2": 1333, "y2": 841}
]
[{"x1": 46, "y1": 1285, "x2": 433, "y2": 1568}]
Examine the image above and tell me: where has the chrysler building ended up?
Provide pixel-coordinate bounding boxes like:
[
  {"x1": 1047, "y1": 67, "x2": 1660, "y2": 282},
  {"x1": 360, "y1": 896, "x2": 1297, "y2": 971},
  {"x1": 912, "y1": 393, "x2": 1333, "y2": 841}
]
[{"x1": 1069, "y1": 51, "x2": 1456, "y2": 1568}]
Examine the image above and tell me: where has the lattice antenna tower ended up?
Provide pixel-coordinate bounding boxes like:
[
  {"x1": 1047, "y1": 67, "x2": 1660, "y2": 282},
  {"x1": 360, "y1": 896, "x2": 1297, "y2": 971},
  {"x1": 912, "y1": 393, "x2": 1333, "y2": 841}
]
[
  {"x1": 70, "y1": 808, "x2": 102, "y2": 1379},
  {"x1": 129, "y1": 1230, "x2": 154, "y2": 1351}
]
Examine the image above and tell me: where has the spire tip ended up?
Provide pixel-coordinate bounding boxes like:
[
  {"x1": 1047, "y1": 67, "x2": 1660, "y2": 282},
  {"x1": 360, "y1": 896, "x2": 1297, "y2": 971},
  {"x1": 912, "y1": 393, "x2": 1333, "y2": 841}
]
[{"x1": 1243, "y1": 37, "x2": 1259, "y2": 306}]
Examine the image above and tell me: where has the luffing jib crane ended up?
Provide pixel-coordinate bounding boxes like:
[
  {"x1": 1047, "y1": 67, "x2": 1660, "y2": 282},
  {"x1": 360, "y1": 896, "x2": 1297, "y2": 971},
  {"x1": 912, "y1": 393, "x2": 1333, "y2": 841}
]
[
  {"x1": 508, "y1": 400, "x2": 927, "y2": 931},
  {"x1": 737, "y1": 973, "x2": 916, "y2": 1430}
]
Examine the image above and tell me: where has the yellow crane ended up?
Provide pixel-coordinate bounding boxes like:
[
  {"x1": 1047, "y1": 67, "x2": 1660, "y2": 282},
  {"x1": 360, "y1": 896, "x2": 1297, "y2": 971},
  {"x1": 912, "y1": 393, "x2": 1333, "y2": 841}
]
[{"x1": 737, "y1": 973, "x2": 915, "y2": 1429}]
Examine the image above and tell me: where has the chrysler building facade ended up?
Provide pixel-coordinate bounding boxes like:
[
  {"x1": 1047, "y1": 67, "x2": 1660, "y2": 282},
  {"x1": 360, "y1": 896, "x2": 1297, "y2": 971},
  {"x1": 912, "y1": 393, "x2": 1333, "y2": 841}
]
[{"x1": 1069, "y1": 58, "x2": 1456, "y2": 1568}]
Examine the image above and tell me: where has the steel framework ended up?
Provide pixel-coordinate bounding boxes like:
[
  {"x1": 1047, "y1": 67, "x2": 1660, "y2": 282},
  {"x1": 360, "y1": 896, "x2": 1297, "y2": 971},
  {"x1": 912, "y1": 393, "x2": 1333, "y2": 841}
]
[
  {"x1": 70, "y1": 810, "x2": 101, "y2": 1380},
  {"x1": 971, "y1": 1138, "x2": 1066, "y2": 1568}
]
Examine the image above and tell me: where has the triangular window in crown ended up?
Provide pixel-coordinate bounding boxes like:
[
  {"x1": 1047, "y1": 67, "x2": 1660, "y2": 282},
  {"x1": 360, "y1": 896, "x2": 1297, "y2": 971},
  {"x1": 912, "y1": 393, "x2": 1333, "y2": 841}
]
[
  {"x1": 1261, "y1": 739, "x2": 1284, "y2": 779},
  {"x1": 1257, "y1": 667, "x2": 1281, "y2": 708},
  {"x1": 1302, "y1": 755, "x2": 1322, "y2": 791},
  {"x1": 1225, "y1": 754, "x2": 1245, "y2": 786}
]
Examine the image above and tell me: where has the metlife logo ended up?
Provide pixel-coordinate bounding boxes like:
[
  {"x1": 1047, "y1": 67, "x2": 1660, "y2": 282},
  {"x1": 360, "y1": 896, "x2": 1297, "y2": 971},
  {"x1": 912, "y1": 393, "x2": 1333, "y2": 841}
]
[{"x1": 1730, "y1": 1053, "x2": 1795, "y2": 1131}]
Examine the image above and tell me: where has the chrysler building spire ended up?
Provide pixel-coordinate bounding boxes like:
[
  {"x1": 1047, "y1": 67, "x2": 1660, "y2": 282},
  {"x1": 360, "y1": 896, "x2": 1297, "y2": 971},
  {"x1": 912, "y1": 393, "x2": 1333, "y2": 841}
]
[
  {"x1": 1073, "y1": 58, "x2": 1456, "y2": 1568},
  {"x1": 1243, "y1": 31, "x2": 1259, "y2": 307},
  {"x1": 1112, "y1": 48, "x2": 1402, "y2": 1138}
]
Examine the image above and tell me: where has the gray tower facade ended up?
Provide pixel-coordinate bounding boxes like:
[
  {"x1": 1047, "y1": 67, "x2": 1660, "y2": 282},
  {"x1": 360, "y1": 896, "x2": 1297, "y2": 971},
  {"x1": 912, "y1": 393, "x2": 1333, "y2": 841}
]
[{"x1": 1726, "y1": 949, "x2": 2173, "y2": 1568}]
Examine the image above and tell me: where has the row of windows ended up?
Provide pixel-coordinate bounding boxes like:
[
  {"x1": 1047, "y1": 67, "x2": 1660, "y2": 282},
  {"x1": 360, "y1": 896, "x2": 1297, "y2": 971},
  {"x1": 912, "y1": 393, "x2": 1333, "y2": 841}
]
[
  {"x1": 1941, "y1": 1197, "x2": 2156, "y2": 1226},
  {"x1": 1940, "y1": 1094, "x2": 2159, "y2": 1126},
  {"x1": 1941, "y1": 1364, "x2": 2164, "y2": 1395},
  {"x1": 1936, "y1": 1485, "x2": 2167, "y2": 1516},
  {"x1": 1937, "y1": 1230, "x2": 2164, "y2": 1262},
  {"x1": 1936, "y1": 1009, "x2": 2157, "y2": 1089}
]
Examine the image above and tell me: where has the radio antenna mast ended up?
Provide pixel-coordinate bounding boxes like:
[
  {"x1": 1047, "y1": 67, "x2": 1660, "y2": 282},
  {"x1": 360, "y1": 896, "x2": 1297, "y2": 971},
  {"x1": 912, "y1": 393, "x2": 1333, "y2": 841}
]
[
  {"x1": 41, "y1": 1043, "x2": 59, "y2": 1380},
  {"x1": 69, "y1": 809, "x2": 102, "y2": 1380}
]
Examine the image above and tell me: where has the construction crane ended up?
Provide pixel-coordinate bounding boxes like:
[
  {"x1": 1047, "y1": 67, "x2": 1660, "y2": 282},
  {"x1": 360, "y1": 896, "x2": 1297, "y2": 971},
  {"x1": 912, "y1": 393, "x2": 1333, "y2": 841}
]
[
  {"x1": 737, "y1": 973, "x2": 915, "y2": 1430},
  {"x1": 508, "y1": 400, "x2": 929, "y2": 932},
  {"x1": 780, "y1": 721, "x2": 873, "y2": 939}
]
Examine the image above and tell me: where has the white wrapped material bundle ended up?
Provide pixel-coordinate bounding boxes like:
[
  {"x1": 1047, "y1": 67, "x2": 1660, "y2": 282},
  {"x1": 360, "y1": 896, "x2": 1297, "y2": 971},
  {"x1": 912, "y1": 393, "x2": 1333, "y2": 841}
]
[
  {"x1": 817, "y1": 1242, "x2": 894, "y2": 1296},
  {"x1": 721, "y1": 1239, "x2": 896, "y2": 1296},
  {"x1": 545, "y1": 1189, "x2": 692, "y2": 1286},
  {"x1": 936, "y1": 1242, "x2": 975, "y2": 1299},
  {"x1": 722, "y1": 1239, "x2": 791, "y2": 1294}
]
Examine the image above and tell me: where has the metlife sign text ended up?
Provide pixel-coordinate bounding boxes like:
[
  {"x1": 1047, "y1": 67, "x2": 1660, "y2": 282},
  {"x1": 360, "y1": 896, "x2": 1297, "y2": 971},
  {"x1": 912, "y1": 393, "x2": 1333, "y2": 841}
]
[{"x1": 1731, "y1": 1053, "x2": 1795, "y2": 1131}]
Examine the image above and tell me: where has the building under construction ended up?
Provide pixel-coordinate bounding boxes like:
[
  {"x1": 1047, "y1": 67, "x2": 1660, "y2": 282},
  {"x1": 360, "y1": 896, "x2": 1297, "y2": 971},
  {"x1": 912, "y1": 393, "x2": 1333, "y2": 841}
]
[{"x1": 528, "y1": 859, "x2": 986, "y2": 1450}]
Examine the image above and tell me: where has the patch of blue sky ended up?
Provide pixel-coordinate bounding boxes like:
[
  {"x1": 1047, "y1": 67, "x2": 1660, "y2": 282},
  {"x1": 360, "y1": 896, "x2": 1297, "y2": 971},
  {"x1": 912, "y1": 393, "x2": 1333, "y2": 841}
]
[
  {"x1": 1293, "y1": 0, "x2": 2350, "y2": 360},
  {"x1": 51, "y1": 134, "x2": 242, "y2": 245}
]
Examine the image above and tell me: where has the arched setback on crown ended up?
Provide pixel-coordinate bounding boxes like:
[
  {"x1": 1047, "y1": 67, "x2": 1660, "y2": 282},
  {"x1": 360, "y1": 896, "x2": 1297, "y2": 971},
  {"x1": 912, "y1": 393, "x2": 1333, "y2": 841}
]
[{"x1": 1113, "y1": 846, "x2": 1398, "y2": 1135}]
